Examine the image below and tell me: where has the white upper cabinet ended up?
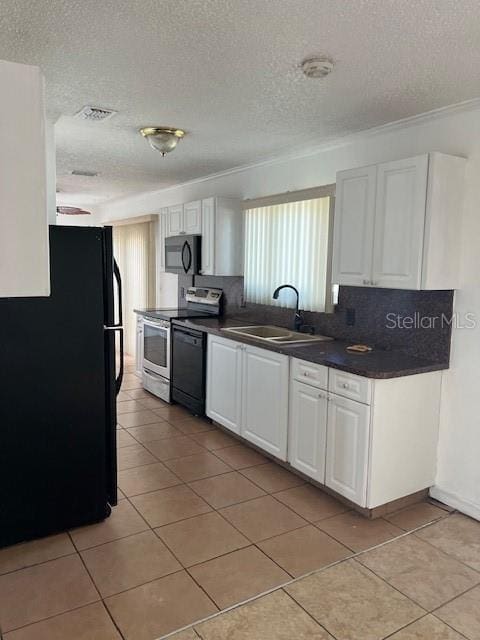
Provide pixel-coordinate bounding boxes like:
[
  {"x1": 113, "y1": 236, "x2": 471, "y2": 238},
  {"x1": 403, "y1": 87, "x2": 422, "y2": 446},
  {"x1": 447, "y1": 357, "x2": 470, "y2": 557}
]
[
  {"x1": 166, "y1": 204, "x2": 184, "y2": 236},
  {"x1": 0, "y1": 60, "x2": 49, "y2": 297},
  {"x1": 183, "y1": 200, "x2": 202, "y2": 234},
  {"x1": 201, "y1": 197, "x2": 215, "y2": 275},
  {"x1": 201, "y1": 197, "x2": 243, "y2": 276},
  {"x1": 163, "y1": 196, "x2": 243, "y2": 275},
  {"x1": 372, "y1": 156, "x2": 428, "y2": 289},
  {"x1": 332, "y1": 153, "x2": 466, "y2": 290},
  {"x1": 332, "y1": 165, "x2": 376, "y2": 287},
  {"x1": 157, "y1": 209, "x2": 168, "y2": 272}
]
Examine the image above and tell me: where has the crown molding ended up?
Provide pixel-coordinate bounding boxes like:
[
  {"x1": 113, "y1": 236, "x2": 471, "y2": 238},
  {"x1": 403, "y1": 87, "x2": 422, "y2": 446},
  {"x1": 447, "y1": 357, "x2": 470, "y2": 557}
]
[{"x1": 103, "y1": 97, "x2": 480, "y2": 209}]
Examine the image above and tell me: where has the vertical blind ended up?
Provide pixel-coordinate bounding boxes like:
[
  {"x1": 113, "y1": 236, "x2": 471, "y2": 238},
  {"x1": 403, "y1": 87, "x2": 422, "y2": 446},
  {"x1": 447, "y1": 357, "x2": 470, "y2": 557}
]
[
  {"x1": 244, "y1": 197, "x2": 330, "y2": 312},
  {"x1": 113, "y1": 222, "x2": 156, "y2": 356}
]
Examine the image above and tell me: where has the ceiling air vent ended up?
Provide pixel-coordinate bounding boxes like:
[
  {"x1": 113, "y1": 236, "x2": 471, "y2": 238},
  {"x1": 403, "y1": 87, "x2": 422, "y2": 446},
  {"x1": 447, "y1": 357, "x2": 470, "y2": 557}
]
[
  {"x1": 74, "y1": 105, "x2": 117, "y2": 122},
  {"x1": 56, "y1": 206, "x2": 92, "y2": 216}
]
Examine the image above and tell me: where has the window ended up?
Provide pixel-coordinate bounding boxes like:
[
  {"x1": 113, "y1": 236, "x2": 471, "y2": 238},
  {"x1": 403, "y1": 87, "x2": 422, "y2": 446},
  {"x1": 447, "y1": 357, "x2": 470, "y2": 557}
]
[
  {"x1": 113, "y1": 221, "x2": 156, "y2": 356},
  {"x1": 244, "y1": 195, "x2": 333, "y2": 312}
]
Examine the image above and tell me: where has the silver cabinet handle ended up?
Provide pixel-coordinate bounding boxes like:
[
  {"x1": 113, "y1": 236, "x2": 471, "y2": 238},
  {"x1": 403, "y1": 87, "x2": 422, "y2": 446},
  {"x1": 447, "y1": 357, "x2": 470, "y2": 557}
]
[
  {"x1": 363, "y1": 279, "x2": 370, "y2": 285},
  {"x1": 342, "y1": 382, "x2": 350, "y2": 389},
  {"x1": 372, "y1": 280, "x2": 379, "y2": 286}
]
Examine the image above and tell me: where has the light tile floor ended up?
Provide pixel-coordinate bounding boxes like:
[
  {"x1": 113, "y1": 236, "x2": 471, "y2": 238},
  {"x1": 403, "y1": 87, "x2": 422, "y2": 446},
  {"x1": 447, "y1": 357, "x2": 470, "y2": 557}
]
[{"x1": 0, "y1": 368, "x2": 478, "y2": 640}]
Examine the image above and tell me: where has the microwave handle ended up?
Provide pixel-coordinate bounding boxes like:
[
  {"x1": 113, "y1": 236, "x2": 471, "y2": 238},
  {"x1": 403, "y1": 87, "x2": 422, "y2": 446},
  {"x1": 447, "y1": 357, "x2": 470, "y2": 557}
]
[{"x1": 181, "y1": 240, "x2": 192, "y2": 273}]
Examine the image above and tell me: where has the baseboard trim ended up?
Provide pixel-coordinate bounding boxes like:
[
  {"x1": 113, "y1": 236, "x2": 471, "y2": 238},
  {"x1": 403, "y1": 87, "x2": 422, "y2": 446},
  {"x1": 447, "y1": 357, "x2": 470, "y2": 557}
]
[{"x1": 430, "y1": 487, "x2": 480, "y2": 521}]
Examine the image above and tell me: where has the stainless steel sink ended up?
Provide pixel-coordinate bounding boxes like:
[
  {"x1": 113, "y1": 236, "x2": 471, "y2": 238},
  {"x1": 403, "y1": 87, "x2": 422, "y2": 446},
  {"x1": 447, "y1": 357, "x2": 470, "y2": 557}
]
[
  {"x1": 226, "y1": 325, "x2": 291, "y2": 339},
  {"x1": 221, "y1": 325, "x2": 333, "y2": 345}
]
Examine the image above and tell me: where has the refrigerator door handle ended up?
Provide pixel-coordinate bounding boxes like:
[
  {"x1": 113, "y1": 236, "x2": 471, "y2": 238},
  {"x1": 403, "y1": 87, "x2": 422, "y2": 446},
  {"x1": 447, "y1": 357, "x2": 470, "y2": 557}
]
[
  {"x1": 114, "y1": 260, "x2": 124, "y2": 395},
  {"x1": 116, "y1": 325, "x2": 124, "y2": 395},
  {"x1": 105, "y1": 260, "x2": 124, "y2": 396},
  {"x1": 104, "y1": 325, "x2": 124, "y2": 395},
  {"x1": 113, "y1": 260, "x2": 123, "y2": 327}
]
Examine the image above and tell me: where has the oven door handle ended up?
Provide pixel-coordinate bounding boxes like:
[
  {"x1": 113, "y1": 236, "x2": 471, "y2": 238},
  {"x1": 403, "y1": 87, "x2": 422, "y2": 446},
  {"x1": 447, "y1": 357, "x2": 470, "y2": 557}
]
[{"x1": 181, "y1": 240, "x2": 192, "y2": 274}]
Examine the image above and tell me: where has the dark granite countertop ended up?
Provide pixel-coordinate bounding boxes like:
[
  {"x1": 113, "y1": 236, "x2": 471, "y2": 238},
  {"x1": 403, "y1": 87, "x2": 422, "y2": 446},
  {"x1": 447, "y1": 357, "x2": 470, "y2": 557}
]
[{"x1": 171, "y1": 316, "x2": 448, "y2": 379}]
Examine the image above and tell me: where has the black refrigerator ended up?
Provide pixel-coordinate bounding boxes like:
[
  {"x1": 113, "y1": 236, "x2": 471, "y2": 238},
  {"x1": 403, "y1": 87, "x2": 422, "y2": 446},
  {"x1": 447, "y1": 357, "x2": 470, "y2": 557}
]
[{"x1": 0, "y1": 225, "x2": 123, "y2": 548}]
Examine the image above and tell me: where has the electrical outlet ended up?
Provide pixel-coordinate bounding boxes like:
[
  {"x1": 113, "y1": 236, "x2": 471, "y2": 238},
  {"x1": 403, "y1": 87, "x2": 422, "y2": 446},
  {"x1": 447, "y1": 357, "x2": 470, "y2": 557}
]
[{"x1": 346, "y1": 308, "x2": 355, "y2": 326}]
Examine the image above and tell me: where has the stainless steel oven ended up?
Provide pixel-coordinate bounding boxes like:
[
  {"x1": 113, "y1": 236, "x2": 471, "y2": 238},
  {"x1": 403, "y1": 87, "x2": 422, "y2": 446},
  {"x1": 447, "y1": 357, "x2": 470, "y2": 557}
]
[
  {"x1": 165, "y1": 235, "x2": 201, "y2": 275},
  {"x1": 142, "y1": 317, "x2": 170, "y2": 401}
]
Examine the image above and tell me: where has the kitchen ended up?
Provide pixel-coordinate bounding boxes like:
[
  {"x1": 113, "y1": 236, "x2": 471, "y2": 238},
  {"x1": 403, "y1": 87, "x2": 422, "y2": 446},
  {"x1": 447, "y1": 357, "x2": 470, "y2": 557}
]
[{"x1": 1, "y1": 2, "x2": 480, "y2": 640}]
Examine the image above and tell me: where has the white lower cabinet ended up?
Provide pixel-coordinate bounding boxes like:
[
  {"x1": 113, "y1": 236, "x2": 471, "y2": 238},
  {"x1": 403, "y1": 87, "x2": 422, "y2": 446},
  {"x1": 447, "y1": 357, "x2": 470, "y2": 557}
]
[
  {"x1": 325, "y1": 394, "x2": 370, "y2": 505},
  {"x1": 241, "y1": 344, "x2": 289, "y2": 460},
  {"x1": 207, "y1": 340, "x2": 443, "y2": 509},
  {"x1": 206, "y1": 335, "x2": 243, "y2": 434},
  {"x1": 206, "y1": 335, "x2": 289, "y2": 459},
  {"x1": 289, "y1": 380, "x2": 328, "y2": 482},
  {"x1": 288, "y1": 360, "x2": 442, "y2": 508}
]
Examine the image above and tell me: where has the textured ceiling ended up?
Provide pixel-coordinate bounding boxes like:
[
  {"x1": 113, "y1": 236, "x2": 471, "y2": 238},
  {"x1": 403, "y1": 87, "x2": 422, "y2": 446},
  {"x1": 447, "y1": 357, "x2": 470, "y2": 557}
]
[{"x1": 1, "y1": 0, "x2": 480, "y2": 207}]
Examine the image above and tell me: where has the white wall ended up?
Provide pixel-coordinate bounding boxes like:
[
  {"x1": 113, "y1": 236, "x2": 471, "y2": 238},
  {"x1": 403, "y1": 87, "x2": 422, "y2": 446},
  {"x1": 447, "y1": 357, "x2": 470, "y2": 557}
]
[
  {"x1": 97, "y1": 102, "x2": 480, "y2": 519},
  {"x1": 56, "y1": 211, "x2": 101, "y2": 226},
  {"x1": 45, "y1": 121, "x2": 57, "y2": 226},
  {"x1": 0, "y1": 60, "x2": 50, "y2": 297}
]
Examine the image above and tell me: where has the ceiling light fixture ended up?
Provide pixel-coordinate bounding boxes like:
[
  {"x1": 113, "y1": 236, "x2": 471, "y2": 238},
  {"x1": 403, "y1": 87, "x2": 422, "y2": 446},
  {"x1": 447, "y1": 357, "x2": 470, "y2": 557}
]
[
  {"x1": 301, "y1": 56, "x2": 334, "y2": 78},
  {"x1": 139, "y1": 127, "x2": 186, "y2": 156}
]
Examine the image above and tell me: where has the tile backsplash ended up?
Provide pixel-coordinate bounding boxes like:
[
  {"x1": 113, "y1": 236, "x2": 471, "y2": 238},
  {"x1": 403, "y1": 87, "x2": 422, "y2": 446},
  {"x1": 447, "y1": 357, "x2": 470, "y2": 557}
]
[{"x1": 179, "y1": 275, "x2": 454, "y2": 363}]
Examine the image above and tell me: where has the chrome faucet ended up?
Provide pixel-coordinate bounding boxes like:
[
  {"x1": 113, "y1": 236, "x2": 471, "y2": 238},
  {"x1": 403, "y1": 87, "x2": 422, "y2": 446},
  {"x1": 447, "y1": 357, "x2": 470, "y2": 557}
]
[{"x1": 272, "y1": 284, "x2": 304, "y2": 332}]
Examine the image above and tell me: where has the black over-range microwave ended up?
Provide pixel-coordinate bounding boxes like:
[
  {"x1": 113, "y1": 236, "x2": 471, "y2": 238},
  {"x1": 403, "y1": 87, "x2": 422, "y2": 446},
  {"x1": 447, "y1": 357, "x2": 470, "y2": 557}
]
[{"x1": 165, "y1": 235, "x2": 201, "y2": 275}]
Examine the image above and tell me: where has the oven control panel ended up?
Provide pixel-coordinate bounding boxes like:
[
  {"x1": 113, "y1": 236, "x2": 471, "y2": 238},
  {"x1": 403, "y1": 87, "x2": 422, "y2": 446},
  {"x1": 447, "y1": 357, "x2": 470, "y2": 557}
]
[{"x1": 185, "y1": 287, "x2": 223, "y2": 306}]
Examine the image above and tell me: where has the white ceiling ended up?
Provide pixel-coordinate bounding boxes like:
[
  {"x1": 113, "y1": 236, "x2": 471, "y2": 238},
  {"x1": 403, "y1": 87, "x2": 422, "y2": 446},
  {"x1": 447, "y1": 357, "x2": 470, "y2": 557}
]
[{"x1": 1, "y1": 0, "x2": 480, "y2": 208}]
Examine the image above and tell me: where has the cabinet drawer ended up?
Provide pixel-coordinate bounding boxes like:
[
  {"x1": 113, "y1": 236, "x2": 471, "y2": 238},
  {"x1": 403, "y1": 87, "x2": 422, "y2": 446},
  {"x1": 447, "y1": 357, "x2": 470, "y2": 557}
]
[
  {"x1": 328, "y1": 369, "x2": 371, "y2": 405},
  {"x1": 292, "y1": 358, "x2": 328, "y2": 390}
]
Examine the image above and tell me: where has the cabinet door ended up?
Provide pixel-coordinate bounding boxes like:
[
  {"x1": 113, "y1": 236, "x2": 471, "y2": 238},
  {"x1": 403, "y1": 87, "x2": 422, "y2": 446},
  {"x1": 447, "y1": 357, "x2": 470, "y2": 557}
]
[
  {"x1": 372, "y1": 155, "x2": 428, "y2": 289},
  {"x1": 241, "y1": 345, "x2": 289, "y2": 460},
  {"x1": 135, "y1": 317, "x2": 144, "y2": 376},
  {"x1": 157, "y1": 209, "x2": 167, "y2": 272},
  {"x1": 183, "y1": 200, "x2": 202, "y2": 234},
  {"x1": 289, "y1": 381, "x2": 328, "y2": 482},
  {"x1": 201, "y1": 197, "x2": 215, "y2": 275},
  {"x1": 332, "y1": 165, "x2": 376, "y2": 286},
  {"x1": 166, "y1": 205, "x2": 184, "y2": 236},
  {"x1": 206, "y1": 335, "x2": 243, "y2": 434},
  {"x1": 325, "y1": 394, "x2": 370, "y2": 506}
]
